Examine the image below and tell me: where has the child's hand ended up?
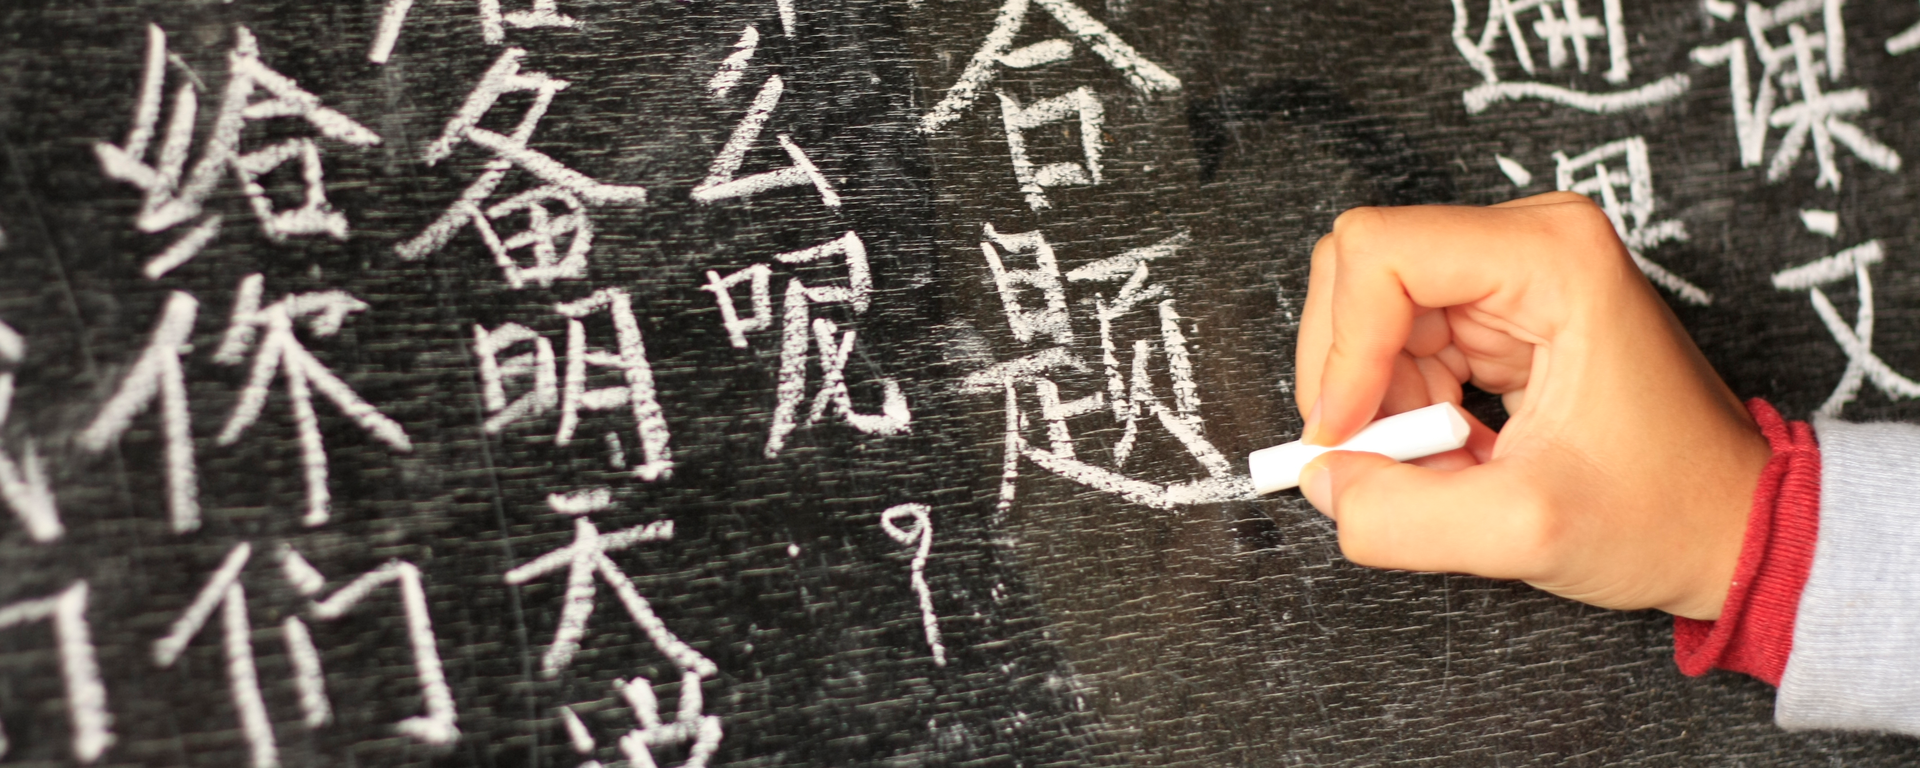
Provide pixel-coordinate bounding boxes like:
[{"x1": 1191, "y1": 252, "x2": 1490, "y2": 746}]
[{"x1": 1293, "y1": 192, "x2": 1772, "y2": 620}]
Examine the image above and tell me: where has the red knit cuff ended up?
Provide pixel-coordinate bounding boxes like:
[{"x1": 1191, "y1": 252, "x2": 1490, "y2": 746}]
[{"x1": 1673, "y1": 399, "x2": 1821, "y2": 686}]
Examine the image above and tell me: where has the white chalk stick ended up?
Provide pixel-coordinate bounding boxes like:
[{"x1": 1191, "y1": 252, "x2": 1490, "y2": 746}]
[{"x1": 1248, "y1": 402, "x2": 1470, "y2": 495}]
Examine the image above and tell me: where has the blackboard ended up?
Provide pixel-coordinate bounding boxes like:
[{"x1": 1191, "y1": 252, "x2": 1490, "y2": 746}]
[{"x1": 2, "y1": 0, "x2": 1919, "y2": 765}]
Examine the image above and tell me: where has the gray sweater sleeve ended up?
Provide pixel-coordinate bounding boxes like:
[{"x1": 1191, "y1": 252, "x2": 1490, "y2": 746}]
[{"x1": 1775, "y1": 417, "x2": 1920, "y2": 735}]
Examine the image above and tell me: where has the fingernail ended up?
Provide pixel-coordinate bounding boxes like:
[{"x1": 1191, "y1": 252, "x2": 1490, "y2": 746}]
[
  {"x1": 1303, "y1": 400, "x2": 1323, "y2": 445},
  {"x1": 1300, "y1": 462, "x2": 1334, "y2": 519}
]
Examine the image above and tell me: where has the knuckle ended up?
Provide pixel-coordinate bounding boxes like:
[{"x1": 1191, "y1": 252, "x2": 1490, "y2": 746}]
[
  {"x1": 1542, "y1": 195, "x2": 1623, "y2": 247},
  {"x1": 1330, "y1": 206, "x2": 1391, "y2": 250}
]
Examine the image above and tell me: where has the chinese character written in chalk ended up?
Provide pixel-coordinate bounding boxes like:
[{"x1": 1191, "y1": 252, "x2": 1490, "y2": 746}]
[
  {"x1": 210, "y1": 275, "x2": 413, "y2": 527},
  {"x1": 1450, "y1": 0, "x2": 1691, "y2": 114},
  {"x1": 1691, "y1": 0, "x2": 1902, "y2": 190},
  {"x1": 1553, "y1": 136, "x2": 1711, "y2": 305},
  {"x1": 1771, "y1": 239, "x2": 1920, "y2": 416},
  {"x1": 473, "y1": 288, "x2": 674, "y2": 480},
  {"x1": 397, "y1": 49, "x2": 647, "y2": 290},
  {"x1": 960, "y1": 227, "x2": 1252, "y2": 512},
  {"x1": 919, "y1": 0, "x2": 1181, "y2": 209},
  {"x1": 505, "y1": 490, "x2": 722, "y2": 768},
  {"x1": 369, "y1": 0, "x2": 579, "y2": 63},
  {"x1": 702, "y1": 231, "x2": 911, "y2": 458},
  {"x1": 0, "y1": 320, "x2": 60, "y2": 543},
  {"x1": 94, "y1": 25, "x2": 381, "y2": 280},
  {"x1": 152, "y1": 543, "x2": 458, "y2": 768}
]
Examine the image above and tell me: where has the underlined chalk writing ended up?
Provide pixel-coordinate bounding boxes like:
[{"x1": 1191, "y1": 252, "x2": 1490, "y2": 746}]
[
  {"x1": 0, "y1": 320, "x2": 60, "y2": 543},
  {"x1": 0, "y1": 582, "x2": 111, "y2": 765},
  {"x1": 94, "y1": 25, "x2": 380, "y2": 278},
  {"x1": 212, "y1": 274, "x2": 412, "y2": 527},
  {"x1": 1552, "y1": 137, "x2": 1710, "y2": 305},
  {"x1": 1451, "y1": 0, "x2": 1689, "y2": 113},
  {"x1": 962, "y1": 228, "x2": 1252, "y2": 512},
  {"x1": 1691, "y1": 0, "x2": 1902, "y2": 190},
  {"x1": 398, "y1": 48, "x2": 647, "y2": 289},
  {"x1": 880, "y1": 504, "x2": 946, "y2": 666},
  {"x1": 77, "y1": 292, "x2": 198, "y2": 533}
]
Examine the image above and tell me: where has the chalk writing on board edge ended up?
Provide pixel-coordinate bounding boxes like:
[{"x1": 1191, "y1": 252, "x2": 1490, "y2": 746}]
[
  {"x1": 1691, "y1": 3, "x2": 1902, "y2": 191},
  {"x1": 920, "y1": 0, "x2": 1180, "y2": 134},
  {"x1": 0, "y1": 322, "x2": 59, "y2": 544},
  {"x1": 1772, "y1": 240, "x2": 1920, "y2": 416}
]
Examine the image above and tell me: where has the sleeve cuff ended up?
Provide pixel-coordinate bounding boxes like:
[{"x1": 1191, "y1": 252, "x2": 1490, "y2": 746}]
[
  {"x1": 1776, "y1": 416, "x2": 1920, "y2": 734},
  {"x1": 1673, "y1": 398, "x2": 1821, "y2": 686}
]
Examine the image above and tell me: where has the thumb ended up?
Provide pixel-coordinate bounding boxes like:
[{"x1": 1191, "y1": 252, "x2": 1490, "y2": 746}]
[{"x1": 1298, "y1": 451, "x2": 1548, "y2": 579}]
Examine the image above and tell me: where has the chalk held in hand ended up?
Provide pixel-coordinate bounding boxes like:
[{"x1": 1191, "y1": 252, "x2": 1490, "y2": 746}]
[{"x1": 1248, "y1": 402, "x2": 1471, "y2": 495}]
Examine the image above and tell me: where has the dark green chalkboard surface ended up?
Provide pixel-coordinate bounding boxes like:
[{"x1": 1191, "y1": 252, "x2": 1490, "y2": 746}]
[{"x1": 2, "y1": 0, "x2": 1918, "y2": 765}]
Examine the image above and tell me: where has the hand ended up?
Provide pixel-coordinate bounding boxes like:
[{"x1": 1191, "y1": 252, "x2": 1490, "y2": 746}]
[{"x1": 1292, "y1": 192, "x2": 1772, "y2": 620}]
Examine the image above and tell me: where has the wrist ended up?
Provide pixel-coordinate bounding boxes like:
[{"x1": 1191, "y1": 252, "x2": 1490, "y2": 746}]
[{"x1": 1673, "y1": 399, "x2": 1821, "y2": 686}]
